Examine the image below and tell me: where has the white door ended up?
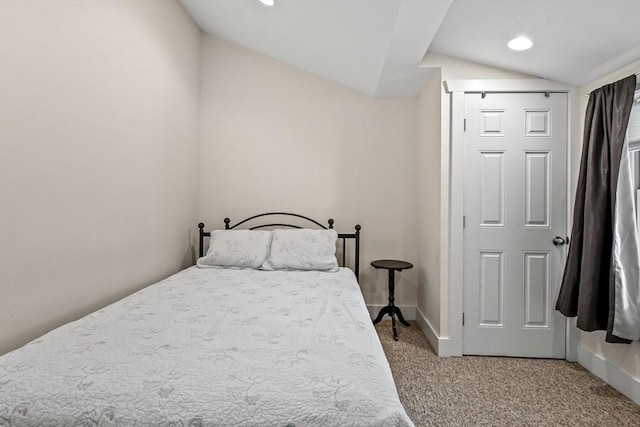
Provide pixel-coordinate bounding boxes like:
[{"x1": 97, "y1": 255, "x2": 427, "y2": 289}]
[{"x1": 463, "y1": 92, "x2": 567, "y2": 358}]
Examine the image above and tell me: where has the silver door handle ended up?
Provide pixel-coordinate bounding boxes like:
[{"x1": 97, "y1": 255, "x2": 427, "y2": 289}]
[{"x1": 552, "y1": 236, "x2": 566, "y2": 246}]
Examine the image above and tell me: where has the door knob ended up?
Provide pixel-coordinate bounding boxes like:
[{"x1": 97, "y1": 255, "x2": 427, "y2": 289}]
[{"x1": 552, "y1": 236, "x2": 566, "y2": 246}]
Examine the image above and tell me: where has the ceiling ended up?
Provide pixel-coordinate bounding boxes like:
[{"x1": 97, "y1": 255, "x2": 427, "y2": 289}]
[{"x1": 180, "y1": 0, "x2": 640, "y2": 98}]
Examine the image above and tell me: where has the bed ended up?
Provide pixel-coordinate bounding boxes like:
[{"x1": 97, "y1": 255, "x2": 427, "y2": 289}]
[{"x1": 0, "y1": 213, "x2": 413, "y2": 426}]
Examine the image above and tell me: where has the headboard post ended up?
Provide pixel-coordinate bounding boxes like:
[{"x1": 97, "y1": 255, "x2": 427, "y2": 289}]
[
  {"x1": 198, "y1": 223, "x2": 206, "y2": 258},
  {"x1": 224, "y1": 218, "x2": 231, "y2": 230},
  {"x1": 355, "y1": 224, "x2": 361, "y2": 282},
  {"x1": 328, "y1": 219, "x2": 334, "y2": 229}
]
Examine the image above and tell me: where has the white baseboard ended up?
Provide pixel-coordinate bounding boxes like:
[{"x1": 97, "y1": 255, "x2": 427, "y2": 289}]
[
  {"x1": 414, "y1": 306, "x2": 458, "y2": 357},
  {"x1": 366, "y1": 304, "x2": 415, "y2": 321},
  {"x1": 577, "y1": 344, "x2": 640, "y2": 404},
  {"x1": 415, "y1": 306, "x2": 439, "y2": 353}
]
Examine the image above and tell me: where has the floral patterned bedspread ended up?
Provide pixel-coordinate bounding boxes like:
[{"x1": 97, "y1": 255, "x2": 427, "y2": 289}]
[{"x1": 0, "y1": 267, "x2": 413, "y2": 426}]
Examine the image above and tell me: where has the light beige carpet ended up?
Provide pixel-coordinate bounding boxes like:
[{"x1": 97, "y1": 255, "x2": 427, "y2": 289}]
[{"x1": 375, "y1": 321, "x2": 640, "y2": 426}]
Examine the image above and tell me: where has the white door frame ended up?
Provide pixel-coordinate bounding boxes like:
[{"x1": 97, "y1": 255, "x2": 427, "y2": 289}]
[{"x1": 444, "y1": 79, "x2": 579, "y2": 361}]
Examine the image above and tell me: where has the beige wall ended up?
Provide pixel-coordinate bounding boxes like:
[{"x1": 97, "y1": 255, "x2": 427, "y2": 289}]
[
  {"x1": 198, "y1": 36, "x2": 419, "y2": 307},
  {"x1": 576, "y1": 60, "x2": 640, "y2": 381},
  {"x1": 417, "y1": 53, "x2": 533, "y2": 337},
  {"x1": 417, "y1": 71, "x2": 442, "y2": 333},
  {"x1": 0, "y1": 0, "x2": 201, "y2": 354}
]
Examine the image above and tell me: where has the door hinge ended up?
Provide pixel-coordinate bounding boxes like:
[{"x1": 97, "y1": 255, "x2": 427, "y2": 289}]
[
  {"x1": 463, "y1": 118, "x2": 467, "y2": 132},
  {"x1": 462, "y1": 313, "x2": 465, "y2": 326},
  {"x1": 463, "y1": 215, "x2": 466, "y2": 228}
]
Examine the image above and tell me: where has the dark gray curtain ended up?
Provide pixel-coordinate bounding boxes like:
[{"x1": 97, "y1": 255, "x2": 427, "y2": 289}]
[{"x1": 555, "y1": 75, "x2": 636, "y2": 343}]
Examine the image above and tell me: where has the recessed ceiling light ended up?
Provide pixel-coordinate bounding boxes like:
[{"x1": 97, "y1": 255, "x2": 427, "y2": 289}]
[
  {"x1": 259, "y1": 0, "x2": 275, "y2": 6},
  {"x1": 508, "y1": 36, "x2": 533, "y2": 51}
]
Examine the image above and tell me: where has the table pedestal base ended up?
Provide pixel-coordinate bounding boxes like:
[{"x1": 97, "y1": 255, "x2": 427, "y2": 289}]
[{"x1": 373, "y1": 305, "x2": 410, "y2": 341}]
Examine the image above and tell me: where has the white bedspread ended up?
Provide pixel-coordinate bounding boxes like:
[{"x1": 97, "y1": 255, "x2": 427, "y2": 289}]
[{"x1": 0, "y1": 267, "x2": 413, "y2": 426}]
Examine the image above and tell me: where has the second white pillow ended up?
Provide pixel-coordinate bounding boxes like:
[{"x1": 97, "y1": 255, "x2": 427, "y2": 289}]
[{"x1": 262, "y1": 229, "x2": 339, "y2": 272}]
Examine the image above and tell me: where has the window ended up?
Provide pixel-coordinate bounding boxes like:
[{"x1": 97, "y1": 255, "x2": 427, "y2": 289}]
[
  {"x1": 628, "y1": 88, "x2": 640, "y2": 229},
  {"x1": 633, "y1": 150, "x2": 639, "y2": 229}
]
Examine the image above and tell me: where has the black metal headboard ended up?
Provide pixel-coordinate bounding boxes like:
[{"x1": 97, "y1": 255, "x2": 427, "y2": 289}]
[{"x1": 198, "y1": 212, "x2": 361, "y2": 281}]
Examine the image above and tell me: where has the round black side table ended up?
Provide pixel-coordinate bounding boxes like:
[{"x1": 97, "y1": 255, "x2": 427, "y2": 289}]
[{"x1": 371, "y1": 259, "x2": 413, "y2": 341}]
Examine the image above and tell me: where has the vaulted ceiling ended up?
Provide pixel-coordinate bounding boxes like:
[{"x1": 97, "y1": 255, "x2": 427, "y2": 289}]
[{"x1": 180, "y1": 0, "x2": 640, "y2": 98}]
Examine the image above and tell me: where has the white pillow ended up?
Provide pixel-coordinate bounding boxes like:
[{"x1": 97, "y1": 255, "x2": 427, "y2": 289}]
[
  {"x1": 197, "y1": 230, "x2": 272, "y2": 269},
  {"x1": 262, "y1": 229, "x2": 339, "y2": 272}
]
